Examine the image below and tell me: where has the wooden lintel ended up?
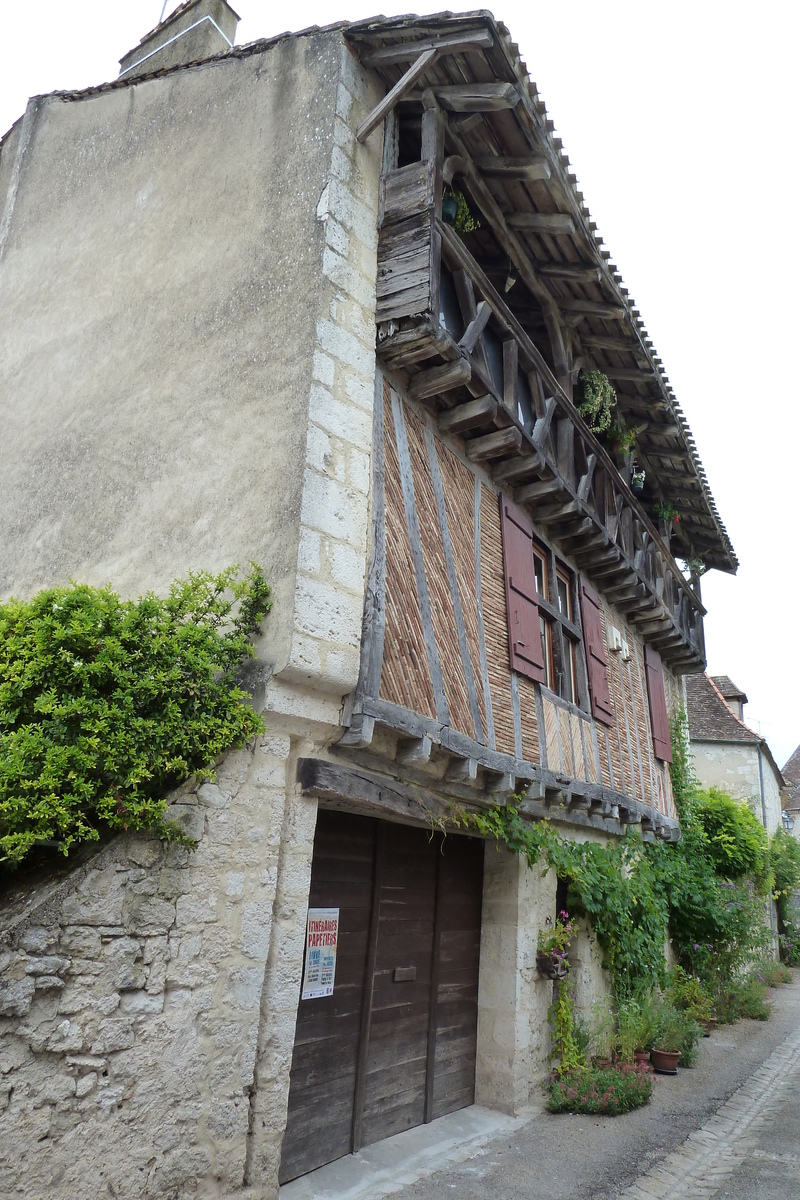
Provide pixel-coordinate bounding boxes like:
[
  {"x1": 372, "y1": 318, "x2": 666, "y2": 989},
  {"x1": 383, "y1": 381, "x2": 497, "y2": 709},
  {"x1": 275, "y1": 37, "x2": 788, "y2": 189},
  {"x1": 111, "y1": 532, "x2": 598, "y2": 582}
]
[
  {"x1": 359, "y1": 28, "x2": 494, "y2": 67},
  {"x1": 357, "y1": 47, "x2": 440, "y2": 142},
  {"x1": 458, "y1": 300, "x2": 492, "y2": 354},
  {"x1": 336, "y1": 714, "x2": 375, "y2": 749},
  {"x1": 409, "y1": 356, "x2": 471, "y2": 402},
  {"x1": 437, "y1": 393, "x2": 497, "y2": 435},
  {"x1": 465, "y1": 426, "x2": 523, "y2": 462},
  {"x1": 428, "y1": 82, "x2": 519, "y2": 111},
  {"x1": 474, "y1": 155, "x2": 551, "y2": 181},
  {"x1": 506, "y1": 212, "x2": 575, "y2": 235},
  {"x1": 538, "y1": 262, "x2": 602, "y2": 283}
]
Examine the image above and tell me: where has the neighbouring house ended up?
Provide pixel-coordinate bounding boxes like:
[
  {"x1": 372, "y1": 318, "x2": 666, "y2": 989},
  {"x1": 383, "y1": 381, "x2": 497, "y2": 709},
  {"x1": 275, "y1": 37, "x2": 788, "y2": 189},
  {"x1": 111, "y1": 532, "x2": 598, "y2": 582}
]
[
  {"x1": 0, "y1": 6, "x2": 737, "y2": 1198},
  {"x1": 685, "y1": 673, "x2": 783, "y2": 834},
  {"x1": 781, "y1": 744, "x2": 800, "y2": 837}
]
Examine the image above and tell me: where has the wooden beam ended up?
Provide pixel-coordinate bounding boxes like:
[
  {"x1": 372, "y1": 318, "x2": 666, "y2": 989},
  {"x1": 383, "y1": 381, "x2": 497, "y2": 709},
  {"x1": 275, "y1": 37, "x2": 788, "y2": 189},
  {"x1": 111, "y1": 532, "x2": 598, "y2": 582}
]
[
  {"x1": 515, "y1": 477, "x2": 567, "y2": 504},
  {"x1": 421, "y1": 82, "x2": 519, "y2": 111},
  {"x1": 409, "y1": 356, "x2": 471, "y2": 402},
  {"x1": 437, "y1": 394, "x2": 497, "y2": 435},
  {"x1": 360, "y1": 28, "x2": 494, "y2": 67},
  {"x1": 537, "y1": 262, "x2": 602, "y2": 283},
  {"x1": 492, "y1": 453, "x2": 544, "y2": 484},
  {"x1": 458, "y1": 300, "x2": 492, "y2": 354},
  {"x1": 603, "y1": 367, "x2": 655, "y2": 382},
  {"x1": 506, "y1": 212, "x2": 575, "y2": 235},
  {"x1": 581, "y1": 334, "x2": 642, "y2": 351},
  {"x1": 559, "y1": 298, "x2": 627, "y2": 319},
  {"x1": 474, "y1": 156, "x2": 551, "y2": 181},
  {"x1": 357, "y1": 48, "x2": 440, "y2": 142},
  {"x1": 465, "y1": 427, "x2": 523, "y2": 461}
]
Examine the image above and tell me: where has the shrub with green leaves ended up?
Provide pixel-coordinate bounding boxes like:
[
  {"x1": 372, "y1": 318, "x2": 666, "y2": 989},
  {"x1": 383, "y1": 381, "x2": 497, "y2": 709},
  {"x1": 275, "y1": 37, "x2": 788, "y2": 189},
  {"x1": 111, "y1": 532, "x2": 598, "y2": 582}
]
[
  {"x1": 0, "y1": 564, "x2": 271, "y2": 865},
  {"x1": 546, "y1": 1063, "x2": 653, "y2": 1115},
  {"x1": 691, "y1": 788, "x2": 769, "y2": 884}
]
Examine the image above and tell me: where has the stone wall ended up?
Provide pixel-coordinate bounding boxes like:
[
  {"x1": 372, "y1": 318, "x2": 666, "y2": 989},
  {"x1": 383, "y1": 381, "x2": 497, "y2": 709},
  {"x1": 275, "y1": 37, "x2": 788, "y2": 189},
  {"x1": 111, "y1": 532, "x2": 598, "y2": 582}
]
[
  {"x1": 0, "y1": 735, "x2": 317, "y2": 1200},
  {"x1": 692, "y1": 742, "x2": 783, "y2": 834}
]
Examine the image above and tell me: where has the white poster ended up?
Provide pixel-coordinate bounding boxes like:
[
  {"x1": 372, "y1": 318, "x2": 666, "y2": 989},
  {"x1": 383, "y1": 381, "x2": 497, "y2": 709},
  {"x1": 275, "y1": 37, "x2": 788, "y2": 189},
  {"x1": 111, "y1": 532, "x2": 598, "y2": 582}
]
[{"x1": 301, "y1": 908, "x2": 339, "y2": 999}]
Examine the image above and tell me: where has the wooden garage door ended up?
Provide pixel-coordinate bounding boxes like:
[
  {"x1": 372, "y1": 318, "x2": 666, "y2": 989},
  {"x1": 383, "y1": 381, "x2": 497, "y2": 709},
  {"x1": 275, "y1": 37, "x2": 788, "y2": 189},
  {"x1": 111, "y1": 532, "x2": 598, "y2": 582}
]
[{"x1": 279, "y1": 811, "x2": 484, "y2": 1184}]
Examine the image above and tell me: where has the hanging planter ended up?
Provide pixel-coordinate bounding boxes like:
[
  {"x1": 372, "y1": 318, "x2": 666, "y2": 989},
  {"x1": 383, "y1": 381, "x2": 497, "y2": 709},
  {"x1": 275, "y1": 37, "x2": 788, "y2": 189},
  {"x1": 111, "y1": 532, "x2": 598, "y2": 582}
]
[
  {"x1": 441, "y1": 195, "x2": 459, "y2": 225},
  {"x1": 536, "y1": 951, "x2": 569, "y2": 980},
  {"x1": 631, "y1": 469, "x2": 645, "y2": 496},
  {"x1": 652, "y1": 500, "x2": 680, "y2": 543},
  {"x1": 441, "y1": 188, "x2": 480, "y2": 233}
]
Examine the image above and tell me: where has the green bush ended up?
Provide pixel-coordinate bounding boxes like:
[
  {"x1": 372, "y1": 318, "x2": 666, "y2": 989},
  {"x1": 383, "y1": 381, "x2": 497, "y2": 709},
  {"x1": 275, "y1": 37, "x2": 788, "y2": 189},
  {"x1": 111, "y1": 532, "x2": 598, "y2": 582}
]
[
  {"x1": 666, "y1": 966, "x2": 713, "y2": 1023},
  {"x1": 0, "y1": 565, "x2": 271, "y2": 865},
  {"x1": 754, "y1": 958, "x2": 792, "y2": 988},
  {"x1": 691, "y1": 788, "x2": 769, "y2": 884},
  {"x1": 546, "y1": 1064, "x2": 653, "y2": 1115},
  {"x1": 714, "y1": 975, "x2": 771, "y2": 1023},
  {"x1": 653, "y1": 1001, "x2": 702, "y2": 1065}
]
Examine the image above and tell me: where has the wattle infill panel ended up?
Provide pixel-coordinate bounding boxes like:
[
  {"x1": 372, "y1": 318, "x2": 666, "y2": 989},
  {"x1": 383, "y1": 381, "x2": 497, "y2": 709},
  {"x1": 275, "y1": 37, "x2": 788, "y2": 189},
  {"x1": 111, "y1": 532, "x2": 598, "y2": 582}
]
[
  {"x1": 436, "y1": 441, "x2": 487, "y2": 743},
  {"x1": 403, "y1": 406, "x2": 474, "y2": 739},
  {"x1": 379, "y1": 390, "x2": 437, "y2": 719},
  {"x1": 479, "y1": 484, "x2": 517, "y2": 758}
]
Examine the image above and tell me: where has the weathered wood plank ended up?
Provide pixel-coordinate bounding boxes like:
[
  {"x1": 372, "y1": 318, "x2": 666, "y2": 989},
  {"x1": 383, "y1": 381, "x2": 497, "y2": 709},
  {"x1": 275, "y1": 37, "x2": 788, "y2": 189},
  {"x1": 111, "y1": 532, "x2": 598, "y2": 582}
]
[
  {"x1": 379, "y1": 162, "x2": 435, "y2": 226},
  {"x1": 506, "y1": 212, "x2": 575, "y2": 234},
  {"x1": 458, "y1": 301, "x2": 492, "y2": 355},
  {"x1": 559, "y1": 298, "x2": 627, "y2": 319},
  {"x1": 465, "y1": 427, "x2": 522, "y2": 462},
  {"x1": 360, "y1": 29, "x2": 494, "y2": 67},
  {"x1": 515, "y1": 477, "x2": 567, "y2": 504},
  {"x1": 409, "y1": 356, "x2": 471, "y2": 402},
  {"x1": 538, "y1": 262, "x2": 602, "y2": 283},
  {"x1": 473, "y1": 156, "x2": 551, "y2": 181},
  {"x1": 503, "y1": 338, "x2": 517, "y2": 413},
  {"x1": 427, "y1": 81, "x2": 519, "y2": 111},
  {"x1": 437, "y1": 394, "x2": 497, "y2": 435},
  {"x1": 358, "y1": 48, "x2": 440, "y2": 142}
]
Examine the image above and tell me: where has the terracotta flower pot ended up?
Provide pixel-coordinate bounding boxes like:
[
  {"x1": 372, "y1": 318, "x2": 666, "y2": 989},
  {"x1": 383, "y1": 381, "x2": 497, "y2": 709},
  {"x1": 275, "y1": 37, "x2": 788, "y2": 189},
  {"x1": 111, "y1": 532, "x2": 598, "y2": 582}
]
[
  {"x1": 650, "y1": 1048, "x2": 680, "y2": 1075},
  {"x1": 536, "y1": 951, "x2": 568, "y2": 980},
  {"x1": 634, "y1": 1050, "x2": 652, "y2": 1070},
  {"x1": 703, "y1": 1017, "x2": 718, "y2": 1038}
]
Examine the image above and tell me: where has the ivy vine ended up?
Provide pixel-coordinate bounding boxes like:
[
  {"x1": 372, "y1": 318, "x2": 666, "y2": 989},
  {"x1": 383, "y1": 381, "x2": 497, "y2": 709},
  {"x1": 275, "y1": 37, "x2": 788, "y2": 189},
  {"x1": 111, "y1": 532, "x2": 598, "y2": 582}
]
[{"x1": 0, "y1": 564, "x2": 271, "y2": 866}]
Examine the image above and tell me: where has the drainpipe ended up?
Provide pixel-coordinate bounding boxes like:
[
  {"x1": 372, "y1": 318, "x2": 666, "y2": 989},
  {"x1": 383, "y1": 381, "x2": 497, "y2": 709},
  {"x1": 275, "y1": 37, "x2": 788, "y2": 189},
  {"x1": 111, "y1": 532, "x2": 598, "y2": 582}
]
[{"x1": 758, "y1": 744, "x2": 777, "y2": 948}]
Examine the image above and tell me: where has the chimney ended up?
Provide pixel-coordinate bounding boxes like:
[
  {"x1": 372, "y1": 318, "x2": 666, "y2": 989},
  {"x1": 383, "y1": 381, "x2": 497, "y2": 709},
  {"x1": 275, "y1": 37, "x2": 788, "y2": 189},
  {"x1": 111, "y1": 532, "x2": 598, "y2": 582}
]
[{"x1": 118, "y1": 0, "x2": 240, "y2": 81}]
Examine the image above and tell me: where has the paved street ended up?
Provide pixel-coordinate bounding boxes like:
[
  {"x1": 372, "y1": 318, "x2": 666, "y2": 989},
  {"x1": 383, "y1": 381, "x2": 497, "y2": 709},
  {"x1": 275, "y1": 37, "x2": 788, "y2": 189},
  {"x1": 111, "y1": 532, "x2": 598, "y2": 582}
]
[{"x1": 385, "y1": 973, "x2": 800, "y2": 1200}]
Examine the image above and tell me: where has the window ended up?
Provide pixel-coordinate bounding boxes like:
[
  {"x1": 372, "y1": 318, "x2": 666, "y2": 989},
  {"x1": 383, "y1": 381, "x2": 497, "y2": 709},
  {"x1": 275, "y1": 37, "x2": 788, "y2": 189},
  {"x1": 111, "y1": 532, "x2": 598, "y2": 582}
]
[
  {"x1": 533, "y1": 544, "x2": 580, "y2": 705},
  {"x1": 499, "y1": 495, "x2": 589, "y2": 710}
]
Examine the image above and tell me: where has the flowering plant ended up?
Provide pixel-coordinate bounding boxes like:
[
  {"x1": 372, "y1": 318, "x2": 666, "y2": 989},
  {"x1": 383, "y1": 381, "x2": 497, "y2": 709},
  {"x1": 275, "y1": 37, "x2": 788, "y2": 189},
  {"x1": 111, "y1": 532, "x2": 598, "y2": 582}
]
[
  {"x1": 652, "y1": 500, "x2": 679, "y2": 524},
  {"x1": 538, "y1": 910, "x2": 575, "y2": 955},
  {"x1": 546, "y1": 1063, "x2": 653, "y2": 1115}
]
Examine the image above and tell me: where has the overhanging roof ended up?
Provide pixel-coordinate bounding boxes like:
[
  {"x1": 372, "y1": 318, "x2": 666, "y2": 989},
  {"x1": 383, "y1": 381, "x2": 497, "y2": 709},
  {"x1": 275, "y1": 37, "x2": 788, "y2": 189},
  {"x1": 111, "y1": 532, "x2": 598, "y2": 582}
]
[{"x1": 347, "y1": 10, "x2": 737, "y2": 574}]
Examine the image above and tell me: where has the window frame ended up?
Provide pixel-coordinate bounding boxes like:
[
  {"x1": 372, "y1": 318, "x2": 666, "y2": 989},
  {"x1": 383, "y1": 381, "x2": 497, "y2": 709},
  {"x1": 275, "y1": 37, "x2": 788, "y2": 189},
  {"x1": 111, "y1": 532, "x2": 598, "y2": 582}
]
[{"x1": 532, "y1": 537, "x2": 588, "y2": 710}]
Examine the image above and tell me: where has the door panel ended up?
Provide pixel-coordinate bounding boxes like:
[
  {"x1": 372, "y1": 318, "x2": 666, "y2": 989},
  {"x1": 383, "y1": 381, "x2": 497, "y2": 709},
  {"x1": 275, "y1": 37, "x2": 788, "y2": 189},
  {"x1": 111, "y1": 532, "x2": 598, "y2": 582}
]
[{"x1": 279, "y1": 812, "x2": 484, "y2": 1184}]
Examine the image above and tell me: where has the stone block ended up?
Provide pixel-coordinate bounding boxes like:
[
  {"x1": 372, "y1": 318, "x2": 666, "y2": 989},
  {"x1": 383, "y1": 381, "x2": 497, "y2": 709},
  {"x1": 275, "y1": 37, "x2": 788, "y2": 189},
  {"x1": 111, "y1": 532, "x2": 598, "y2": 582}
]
[
  {"x1": 91, "y1": 1019, "x2": 135, "y2": 1054},
  {"x1": 123, "y1": 895, "x2": 176, "y2": 935},
  {"x1": 25, "y1": 954, "x2": 71, "y2": 976},
  {"x1": 0, "y1": 976, "x2": 35, "y2": 1017},
  {"x1": 17, "y1": 928, "x2": 56, "y2": 954},
  {"x1": 164, "y1": 804, "x2": 205, "y2": 842},
  {"x1": 197, "y1": 783, "x2": 229, "y2": 809},
  {"x1": 124, "y1": 837, "x2": 163, "y2": 868},
  {"x1": 293, "y1": 575, "x2": 363, "y2": 646},
  {"x1": 75, "y1": 1072, "x2": 98, "y2": 1098},
  {"x1": 119, "y1": 990, "x2": 164, "y2": 1015},
  {"x1": 114, "y1": 961, "x2": 147, "y2": 991},
  {"x1": 34, "y1": 975, "x2": 65, "y2": 991},
  {"x1": 154, "y1": 1145, "x2": 211, "y2": 1192}
]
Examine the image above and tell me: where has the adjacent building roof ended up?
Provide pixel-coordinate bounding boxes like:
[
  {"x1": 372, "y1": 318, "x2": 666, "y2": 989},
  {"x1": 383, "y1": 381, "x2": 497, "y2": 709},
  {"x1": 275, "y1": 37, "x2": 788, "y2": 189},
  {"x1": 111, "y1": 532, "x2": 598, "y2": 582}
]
[
  {"x1": 686, "y1": 673, "x2": 760, "y2": 745},
  {"x1": 783, "y1": 745, "x2": 800, "y2": 788},
  {"x1": 711, "y1": 675, "x2": 748, "y2": 705}
]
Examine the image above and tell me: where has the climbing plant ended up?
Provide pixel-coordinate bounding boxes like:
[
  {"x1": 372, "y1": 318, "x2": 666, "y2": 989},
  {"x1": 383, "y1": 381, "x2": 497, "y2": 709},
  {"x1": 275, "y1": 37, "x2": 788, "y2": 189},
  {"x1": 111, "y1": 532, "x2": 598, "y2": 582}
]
[
  {"x1": 576, "y1": 370, "x2": 617, "y2": 433},
  {"x1": 0, "y1": 564, "x2": 271, "y2": 865}
]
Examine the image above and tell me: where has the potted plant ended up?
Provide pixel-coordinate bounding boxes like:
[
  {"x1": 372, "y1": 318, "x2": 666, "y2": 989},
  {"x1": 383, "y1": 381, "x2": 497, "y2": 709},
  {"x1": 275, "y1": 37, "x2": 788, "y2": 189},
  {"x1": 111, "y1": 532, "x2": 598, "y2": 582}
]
[
  {"x1": 616, "y1": 996, "x2": 658, "y2": 1066},
  {"x1": 537, "y1": 909, "x2": 575, "y2": 979},
  {"x1": 609, "y1": 420, "x2": 638, "y2": 485},
  {"x1": 631, "y1": 468, "x2": 645, "y2": 496},
  {"x1": 576, "y1": 370, "x2": 617, "y2": 434},
  {"x1": 652, "y1": 499, "x2": 680, "y2": 543},
  {"x1": 651, "y1": 1002, "x2": 702, "y2": 1073},
  {"x1": 441, "y1": 188, "x2": 480, "y2": 233}
]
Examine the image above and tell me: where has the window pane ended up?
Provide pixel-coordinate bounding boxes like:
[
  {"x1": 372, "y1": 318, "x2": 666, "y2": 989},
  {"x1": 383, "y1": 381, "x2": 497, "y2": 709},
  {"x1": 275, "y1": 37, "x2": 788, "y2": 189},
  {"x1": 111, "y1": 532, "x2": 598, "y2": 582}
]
[
  {"x1": 556, "y1": 574, "x2": 571, "y2": 620},
  {"x1": 562, "y1": 638, "x2": 575, "y2": 704},
  {"x1": 534, "y1": 554, "x2": 547, "y2": 599}
]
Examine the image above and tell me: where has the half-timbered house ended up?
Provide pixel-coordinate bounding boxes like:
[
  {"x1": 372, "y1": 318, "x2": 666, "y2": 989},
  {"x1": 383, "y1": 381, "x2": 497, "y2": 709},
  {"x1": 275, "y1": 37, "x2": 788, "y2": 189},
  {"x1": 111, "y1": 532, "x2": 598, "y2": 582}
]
[{"x1": 0, "y1": 7, "x2": 737, "y2": 1198}]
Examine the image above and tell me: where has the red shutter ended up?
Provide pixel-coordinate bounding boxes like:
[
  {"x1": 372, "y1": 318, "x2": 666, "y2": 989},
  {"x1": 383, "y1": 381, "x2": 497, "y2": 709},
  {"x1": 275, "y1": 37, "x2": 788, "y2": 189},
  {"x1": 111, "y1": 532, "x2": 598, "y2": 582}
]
[
  {"x1": 499, "y1": 495, "x2": 546, "y2": 683},
  {"x1": 579, "y1": 577, "x2": 615, "y2": 727},
  {"x1": 644, "y1": 645, "x2": 673, "y2": 763}
]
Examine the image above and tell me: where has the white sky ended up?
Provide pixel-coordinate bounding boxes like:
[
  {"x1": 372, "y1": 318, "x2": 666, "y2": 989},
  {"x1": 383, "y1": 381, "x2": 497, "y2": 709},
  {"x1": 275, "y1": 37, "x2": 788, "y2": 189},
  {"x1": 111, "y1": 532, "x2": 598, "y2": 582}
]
[{"x1": 2, "y1": 1, "x2": 798, "y2": 766}]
